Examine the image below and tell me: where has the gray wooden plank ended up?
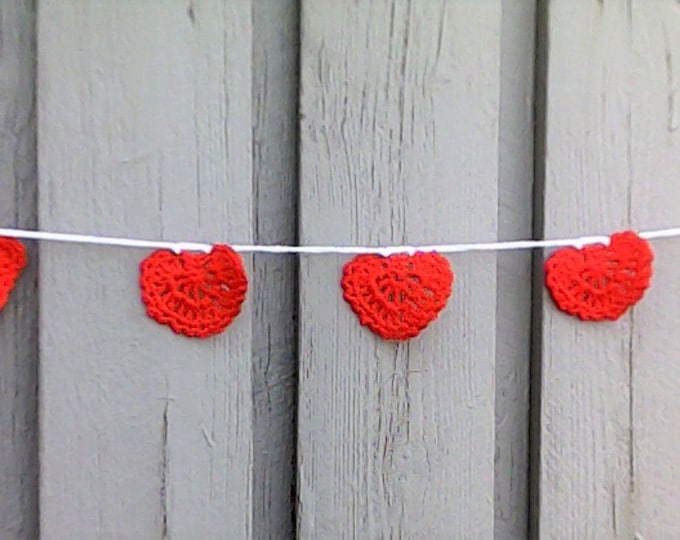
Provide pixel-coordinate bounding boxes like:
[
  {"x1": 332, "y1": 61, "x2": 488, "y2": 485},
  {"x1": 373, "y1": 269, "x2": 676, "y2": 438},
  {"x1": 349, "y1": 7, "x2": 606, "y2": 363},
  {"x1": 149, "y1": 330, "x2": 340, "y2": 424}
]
[
  {"x1": 297, "y1": 1, "x2": 503, "y2": 536},
  {"x1": 495, "y1": 1, "x2": 536, "y2": 538},
  {"x1": 252, "y1": 1, "x2": 299, "y2": 537},
  {"x1": 0, "y1": 2, "x2": 38, "y2": 538},
  {"x1": 537, "y1": 2, "x2": 640, "y2": 537},
  {"x1": 37, "y1": 2, "x2": 253, "y2": 538},
  {"x1": 628, "y1": 2, "x2": 680, "y2": 537}
]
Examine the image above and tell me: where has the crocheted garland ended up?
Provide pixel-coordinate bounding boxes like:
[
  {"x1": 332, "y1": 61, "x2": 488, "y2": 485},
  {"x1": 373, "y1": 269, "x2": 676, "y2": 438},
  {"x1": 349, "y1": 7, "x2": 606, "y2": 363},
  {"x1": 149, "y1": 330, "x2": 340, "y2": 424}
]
[
  {"x1": 544, "y1": 230, "x2": 653, "y2": 321},
  {"x1": 0, "y1": 237, "x2": 27, "y2": 311},
  {"x1": 139, "y1": 245, "x2": 248, "y2": 338},
  {"x1": 341, "y1": 251, "x2": 453, "y2": 340},
  {"x1": 0, "y1": 228, "x2": 665, "y2": 337}
]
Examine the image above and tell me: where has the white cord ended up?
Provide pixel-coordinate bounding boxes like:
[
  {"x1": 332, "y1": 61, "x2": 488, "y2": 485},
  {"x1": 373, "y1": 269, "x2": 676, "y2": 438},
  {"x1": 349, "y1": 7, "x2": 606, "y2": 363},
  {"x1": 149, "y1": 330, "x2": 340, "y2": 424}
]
[{"x1": 1, "y1": 227, "x2": 679, "y2": 256}]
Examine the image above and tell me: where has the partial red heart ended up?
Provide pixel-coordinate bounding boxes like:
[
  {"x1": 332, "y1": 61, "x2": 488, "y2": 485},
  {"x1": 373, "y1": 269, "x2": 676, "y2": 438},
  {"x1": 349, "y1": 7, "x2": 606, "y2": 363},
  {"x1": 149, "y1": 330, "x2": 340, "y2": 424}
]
[
  {"x1": 0, "y1": 237, "x2": 27, "y2": 311},
  {"x1": 139, "y1": 245, "x2": 248, "y2": 338},
  {"x1": 341, "y1": 251, "x2": 453, "y2": 340},
  {"x1": 544, "y1": 230, "x2": 653, "y2": 321}
]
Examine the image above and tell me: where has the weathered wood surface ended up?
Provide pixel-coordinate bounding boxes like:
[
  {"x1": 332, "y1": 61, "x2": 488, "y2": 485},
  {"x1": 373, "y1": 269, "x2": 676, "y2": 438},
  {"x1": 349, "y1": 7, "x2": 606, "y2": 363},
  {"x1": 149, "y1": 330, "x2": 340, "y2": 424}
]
[
  {"x1": 297, "y1": 1, "x2": 525, "y2": 537},
  {"x1": 495, "y1": 1, "x2": 535, "y2": 538},
  {"x1": 37, "y1": 2, "x2": 253, "y2": 538},
  {"x1": 537, "y1": 3, "x2": 636, "y2": 537},
  {"x1": 5, "y1": 1, "x2": 680, "y2": 538},
  {"x1": 628, "y1": 4, "x2": 680, "y2": 536},
  {"x1": 538, "y1": 1, "x2": 680, "y2": 537},
  {"x1": 252, "y1": 0, "x2": 299, "y2": 537},
  {"x1": 0, "y1": 2, "x2": 38, "y2": 539}
]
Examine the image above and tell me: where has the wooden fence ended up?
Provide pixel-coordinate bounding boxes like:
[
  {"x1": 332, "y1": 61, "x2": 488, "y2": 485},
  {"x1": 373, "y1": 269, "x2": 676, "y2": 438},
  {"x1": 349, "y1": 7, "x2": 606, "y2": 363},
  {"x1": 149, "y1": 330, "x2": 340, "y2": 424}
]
[{"x1": 1, "y1": 1, "x2": 679, "y2": 538}]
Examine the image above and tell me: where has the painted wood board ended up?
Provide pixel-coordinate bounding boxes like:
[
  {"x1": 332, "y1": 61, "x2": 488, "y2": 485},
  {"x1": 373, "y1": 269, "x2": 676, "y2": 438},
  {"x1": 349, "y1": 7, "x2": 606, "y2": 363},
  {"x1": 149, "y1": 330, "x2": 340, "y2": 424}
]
[
  {"x1": 297, "y1": 1, "x2": 505, "y2": 536},
  {"x1": 37, "y1": 2, "x2": 253, "y2": 537},
  {"x1": 628, "y1": 2, "x2": 680, "y2": 537},
  {"x1": 252, "y1": 1, "x2": 299, "y2": 537},
  {"x1": 0, "y1": 2, "x2": 38, "y2": 538},
  {"x1": 536, "y1": 1, "x2": 680, "y2": 537},
  {"x1": 495, "y1": 1, "x2": 536, "y2": 537}
]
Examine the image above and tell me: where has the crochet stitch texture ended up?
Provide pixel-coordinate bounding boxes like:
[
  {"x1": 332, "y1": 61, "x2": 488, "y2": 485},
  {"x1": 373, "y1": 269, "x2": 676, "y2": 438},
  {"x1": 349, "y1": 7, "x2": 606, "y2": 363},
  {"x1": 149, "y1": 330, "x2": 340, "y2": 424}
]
[
  {"x1": 139, "y1": 245, "x2": 248, "y2": 338},
  {"x1": 341, "y1": 251, "x2": 453, "y2": 340},
  {"x1": 0, "y1": 237, "x2": 26, "y2": 311},
  {"x1": 544, "y1": 230, "x2": 653, "y2": 321}
]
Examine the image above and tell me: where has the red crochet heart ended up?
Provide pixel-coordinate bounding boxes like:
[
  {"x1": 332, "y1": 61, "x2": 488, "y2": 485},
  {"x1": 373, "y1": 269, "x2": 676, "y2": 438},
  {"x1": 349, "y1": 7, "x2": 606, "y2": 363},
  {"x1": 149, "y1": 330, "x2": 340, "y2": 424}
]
[
  {"x1": 139, "y1": 245, "x2": 248, "y2": 338},
  {"x1": 341, "y1": 251, "x2": 454, "y2": 340},
  {"x1": 0, "y1": 237, "x2": 27, "y2": 311},
  {"x1": 544, "y1": 231, "x2": 653, "y2": 321}
]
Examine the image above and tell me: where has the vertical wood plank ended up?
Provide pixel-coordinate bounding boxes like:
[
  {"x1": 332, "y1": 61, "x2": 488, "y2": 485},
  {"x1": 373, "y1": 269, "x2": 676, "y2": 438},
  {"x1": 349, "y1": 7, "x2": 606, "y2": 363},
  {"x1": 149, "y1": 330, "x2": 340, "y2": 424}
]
[
  {"x1": 0, "y1": 2, "x2": 38, "y2": 538},
  {"x1": 252, "y1": 1, "x2": 299, "y2": 537},
  {"x1": 298, "y1": 1, "x2": 503, "y2": 536},
  {"x1": 628, "y1": 2, "x2": 680, "y2": 537},
  {"x1": 536, "y1": 1, "x2": 680, "y2": 537},
  {"x1": 37, "y1": 2, "x2": 253, "y2": 538},
  {"x1": 495, "y1": 1, "x2": 536, "y2": 538},
  {"x1": 538, "y1": 3, "x2": 634, "y2": 537}
]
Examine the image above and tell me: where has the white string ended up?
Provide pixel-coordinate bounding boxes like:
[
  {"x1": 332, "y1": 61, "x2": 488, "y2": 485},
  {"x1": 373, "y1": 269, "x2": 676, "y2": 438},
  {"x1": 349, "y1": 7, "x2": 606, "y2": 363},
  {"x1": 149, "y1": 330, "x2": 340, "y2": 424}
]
[{"x1": 1, "y1": 227, "x2": 679, "y2": 256}]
